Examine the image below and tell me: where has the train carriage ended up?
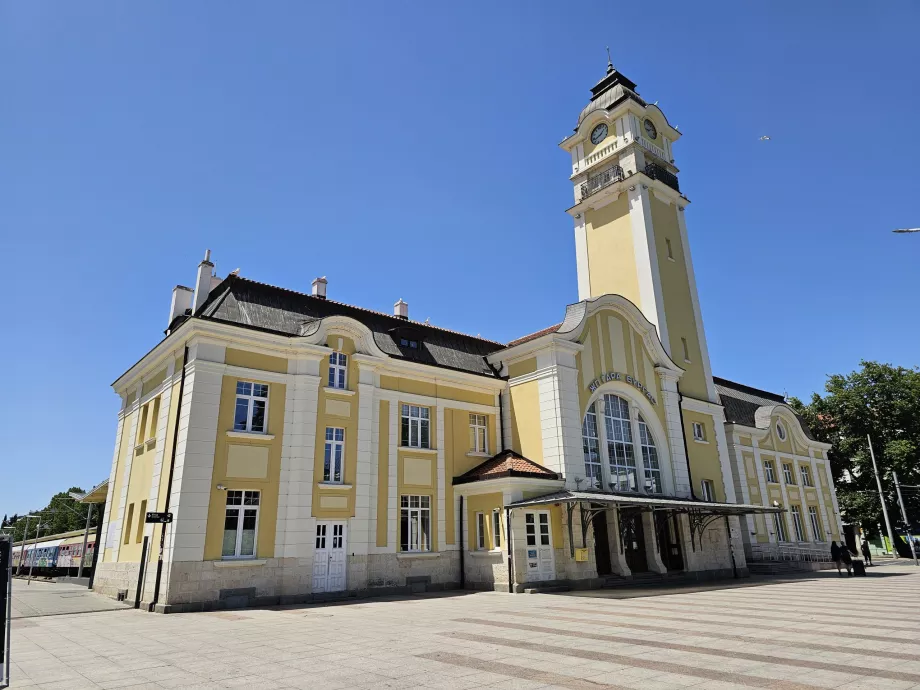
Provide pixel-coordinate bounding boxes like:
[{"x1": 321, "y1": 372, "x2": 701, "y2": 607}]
[{"x1": 11, "y1": 530, "x2": 97, "y2": 576}]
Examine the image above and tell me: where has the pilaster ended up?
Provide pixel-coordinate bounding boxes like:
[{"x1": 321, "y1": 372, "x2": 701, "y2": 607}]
[
  {"x1": 112, "y1": 383, "x2": 142, "y2": 562},
  {"x1": 656, "y1": 367, "x2": 690, "y2": 497},
  {"x1": 627, "y1": 184, "x2": 669, "y2": 352}
]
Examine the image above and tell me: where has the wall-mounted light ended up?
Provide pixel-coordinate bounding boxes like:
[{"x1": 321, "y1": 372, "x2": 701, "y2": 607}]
[
  {"x1": 216, "y1": 484, "x2": 227, "y2": 491},
  {"x1": 575, "y1": 213, "x2": 581, "y2": 219}
]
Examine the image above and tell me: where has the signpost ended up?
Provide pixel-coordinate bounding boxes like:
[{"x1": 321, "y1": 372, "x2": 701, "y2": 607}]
[
  {"x1": 1, "y1": 535, "x2": 12, "y2": 688},
  {"x1": 145, "y1": 512, "x2": 173, "y2": 525}
]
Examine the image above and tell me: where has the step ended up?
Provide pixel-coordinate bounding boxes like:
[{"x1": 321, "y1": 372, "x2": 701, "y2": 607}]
[
  {"x1": 522, "y1": 585, "x2": 572, "y2": 594},
  {"x1": 603, "y1": 572, "x2": 691, "y2": 588}
]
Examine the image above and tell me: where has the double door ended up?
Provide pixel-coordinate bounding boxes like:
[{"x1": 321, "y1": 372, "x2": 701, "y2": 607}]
[
  {"x1": 313, "y1": 521, "x2": 347, "y2": 593},
  {"x1": 524, "y1": 511, "x2": 555, "y2": 582}
]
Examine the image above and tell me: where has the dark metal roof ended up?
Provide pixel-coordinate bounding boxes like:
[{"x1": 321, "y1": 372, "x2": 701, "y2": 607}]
[
  {"x1": 714, "y1": 376, "x2": 816, "y2": 441},
  {"x1": 195, "y1": 275, "x2": 506, "y2": 378},
  {"x1": 576, "y1": 64, "x2": 647, "y2": 130}
]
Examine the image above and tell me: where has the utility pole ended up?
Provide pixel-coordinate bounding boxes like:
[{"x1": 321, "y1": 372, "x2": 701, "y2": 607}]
[
  {"x1": 893, "y1": 472, "x2": 918, "y2": 566},
  {"x1": 14, "y1": 515, "x2": 40, "y2": 577},
  {"x1": 77, "y1": 504, "x2": 93, "y2": 580},
  {"x1": 26, "y1": 521, "x2": 46, "y2": 582},
  {"x1": 868, "y1": 434, "x2": 897, "y2": 558}
]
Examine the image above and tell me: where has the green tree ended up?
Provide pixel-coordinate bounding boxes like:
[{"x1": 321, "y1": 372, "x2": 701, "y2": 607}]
[
  {"x1": 8, "y1": 487, "x2": 102, "y2": 543},
  {"x1": 790, "y1": 361, "x2": 920, "y2": 536}
]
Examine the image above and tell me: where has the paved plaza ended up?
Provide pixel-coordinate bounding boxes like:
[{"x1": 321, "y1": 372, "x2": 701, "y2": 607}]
[{"x1": 7, "y1": 565, "x2": 920, "y2": 689}]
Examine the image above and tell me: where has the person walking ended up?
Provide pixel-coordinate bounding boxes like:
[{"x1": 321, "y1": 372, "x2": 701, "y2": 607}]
[
  {"x1": 831, "y1": 541, "x2": 852, "y2": 576},
  {"x1": 861, "y1": 539, "x2": 872, "y2": 566},
  {"x1": 840, "y1": 543, "x2": 854, "y2": 576}
]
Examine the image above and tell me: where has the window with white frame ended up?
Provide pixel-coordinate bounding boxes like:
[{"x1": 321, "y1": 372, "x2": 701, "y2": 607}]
[
  {"x1": 776, "y1": 422, "x2": 786, "y2": 441},
  {"x1": 581, "y1": 403, "x2": 602, "y2": 489},
  {"x1": 469, "y1": 414, "x2": 488, "y2": 454},
  {"x1": 400, "y1": 495, "x2": 431, "y2": 552},
  {"x1": 783, "y1": 463, "x2": 795, "y2": 485},
  {"x1": 401, "y1": 405, "x2": 430, "y2": 448},
  {"x1": 692, "y1": 422, "x2": 706, "y2": 442},
  {"x1": 603, "y1": 395, "x2": 637, "y2": 492},
  {"x1": 234, "y1": 382, "x2": 268, "y2": 433},
  {"x1": 808, "y1": 506, "x2": 822, "y2": 541},
  {"x1": 764, "y1": 460, "x2": 777, "y2": 483},
  {"x1": 638, "y1": 415, "x2": 661, "y2": 493},
  {"x1": 323, "y1": 427, "x2": 345, "y2": 483},
  {"x1": 476, "y1": 512, "x2": 486, "y2": 550},
  {"x1": 328, "y1": 352, "x2": 347, "y2": 389},
  {"x1": 492, "y1": 509, "x2": 502, "y2": 549},
  {"x1": 800, "y1": 465, "x2": 812, "y2": 487},
  {"x1": 222, "y1": 490, "x2": 260, "y2": 558},
  {"x1": 774, "y1": 512, "x2": 788, "y2": 542},
  {"x1": 700, "y1": 479, "x2": 715, "y2": 502},
  {"x1": 791, "y1": 505, "x2": 805, "y2": 541}
]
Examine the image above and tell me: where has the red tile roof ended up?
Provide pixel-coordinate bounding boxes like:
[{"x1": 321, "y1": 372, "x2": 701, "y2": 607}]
[
  {"x1": 453, "y1": 450, "x2": 560, "y2": 485},
  {"x1": 506, "y1": 323, "x2": 562, "y2": 348}
]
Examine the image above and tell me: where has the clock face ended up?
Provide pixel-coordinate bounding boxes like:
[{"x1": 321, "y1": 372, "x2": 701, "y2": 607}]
[
  {"x1": 643, "y1": 118, "x2": 658, "y2": 140},
  {"x1": 590, "y1": 123, "x2": 608, "y2": 145}
]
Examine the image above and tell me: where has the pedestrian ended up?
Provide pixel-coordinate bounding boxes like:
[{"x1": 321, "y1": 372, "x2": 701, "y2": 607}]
[
  {"x1": 831, "y1": 541, "x2": 851, "y2": 577},
  {"x1": 839, "y1": 543, "x2": 853, "y2": 576},
  {"x1": 861, "y1": 539, "x2": 872, "y2": 566}
]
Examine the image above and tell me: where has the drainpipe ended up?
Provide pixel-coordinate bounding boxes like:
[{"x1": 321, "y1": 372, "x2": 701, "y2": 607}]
[
  {"x1": 151, "y1": 346, "x2": 188, "y2": 610},
  {"x1": 676, "y1": 383, "x2": 697, "y2": 499},
  {"x1": 505, "y1": 507, "x2": 514, "y2": 593},
  {"x1": 458, "y1": 495, "x2": 465, "y2": 589}
]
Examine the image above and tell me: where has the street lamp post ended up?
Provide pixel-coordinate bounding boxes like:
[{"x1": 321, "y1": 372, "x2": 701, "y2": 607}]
[
  {"x1": 868, "y1": 435, "x2": 897, "y2": 559},
  {"x1": 893, "y1": 472, "x2": 919, "y2": 566}
]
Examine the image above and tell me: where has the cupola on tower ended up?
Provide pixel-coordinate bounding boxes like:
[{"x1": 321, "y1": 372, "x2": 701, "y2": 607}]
[{"x1": 560, "y1": 59, "x2": 718, "y2": 404}]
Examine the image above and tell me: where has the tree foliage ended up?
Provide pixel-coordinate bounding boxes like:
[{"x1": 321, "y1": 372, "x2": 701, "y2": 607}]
[
  {"x1": 790, "y1": 361, "x2": 920, "y2": 535},
  {"x1": 4, "y1": 487, "x2": 102, "y2": 543}
]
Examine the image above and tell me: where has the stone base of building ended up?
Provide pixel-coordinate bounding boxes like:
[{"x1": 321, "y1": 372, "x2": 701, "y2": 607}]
[{"x1": 92, "y1": 561, "x2": 142, "y2": 602}]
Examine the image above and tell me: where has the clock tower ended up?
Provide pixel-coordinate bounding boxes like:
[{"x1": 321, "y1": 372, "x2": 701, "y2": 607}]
[{"x1": 560, "y1": 60, "x2": 718, "y2": 405}]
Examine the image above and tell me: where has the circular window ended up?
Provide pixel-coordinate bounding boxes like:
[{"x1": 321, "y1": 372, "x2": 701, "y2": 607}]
[{"x1": 776, "y1": 422, "x2": 786, "y2": 441}]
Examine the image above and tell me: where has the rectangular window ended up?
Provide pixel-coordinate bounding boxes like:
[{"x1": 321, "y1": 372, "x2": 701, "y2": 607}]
[
  {"x1": 692, "y1": 422, "x2": 705, "y2": 442},
  {"x1": 400, "y1": 495, "x2": 431, "y2": 552},
  {"x1": 492, "y1": 509, "x2": 502, "y2": 549},
  {"x1": 469, "y1": 414, "x2": 488, "y2": 454},
  {"x1": 665, "y1": 238, "x2": 674, "y2": 260},
  {"x1": 136, "y1": 500, "x2": 147, "y2": 543},
  {"x1": 328, "y1": 352, "x2": 347, "y2": 389},
  {"x1": 323, "y1": 427, "x2": 345, "y2": 483},
  {"x1": 148, "y1": 396, "x2": 160, "y2": 440},
  {"x1": 791, "y1": 505, "x2": 805, "y2": 541},
  {"x1": 476, "y1": 512, "x2": 485, "y2": 550},
  {"x1": 124, "y1": 503, "x2": 135, "y2": 545},
  {"x1": 774, "y1": 513, "x2": 788, "y2": 542},
  {"x1": 222, "y1": 490, "x2": 260, "y2": 558},
  {"x1": 783, "y1": 463, "x2": 795, "y2": 485},
  {"x1": 582, "y1": 403, "x2": 602, "y2": 490},
  {"x1": 764, "y1": 460, "x2": 777, "y2": 483},
  {"x1": 234, "y1": 381, "x2": 268, "y2": 433},
  {"x1": 700, "y1": 479, "x2": 715, "y2": 502},
  {"x1": 808, "y1": 506, "x2": 822, "y2": 541},
  {"x1": 525, "y1": 512, "x2": 551, "y2": 547},
  {"x1": 400, "y1": 405, "x2": 430, "y2": 448},
  {"x1": 800, "y1": 465, "x2": 812, "y2": 487},
  {"x1": 681, "y1": 337, "x2": 691, "y2": 362},
  {"x1": 638, "y1": 417, "x2": 661, "y2": 494}
]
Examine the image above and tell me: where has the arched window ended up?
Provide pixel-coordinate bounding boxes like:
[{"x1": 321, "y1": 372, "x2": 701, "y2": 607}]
[
  {"x1": 603, "y1": 394, "x2": 637, "y2": 492},
  {"x1": 638, "y1": 415, "x2": 661, "y2": 494},
  {"x1": 582, "y1": 402, "x2": 602, "y2": 489}
]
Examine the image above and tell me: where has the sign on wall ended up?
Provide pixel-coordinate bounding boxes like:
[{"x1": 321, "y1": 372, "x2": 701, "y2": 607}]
[{"x1": 587, "y1": 371, "x2": 657, "y2": 405}]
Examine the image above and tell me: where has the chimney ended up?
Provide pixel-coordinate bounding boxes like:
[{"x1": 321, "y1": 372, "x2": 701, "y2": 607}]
[
  {"x1": 312, "y1": 276, "x2": 327, "y2": 299},
  {"x1": 168, "y1": 286, "x2": 194, "y2": 329},
  {"x1": 192, "y1": 249, "x2": 215, "y2": 314},
  {"x1": 394, "y1": 298, "x2": 409, "y2": 320}
]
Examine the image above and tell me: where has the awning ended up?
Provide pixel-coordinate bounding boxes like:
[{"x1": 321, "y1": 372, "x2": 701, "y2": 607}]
[
  {"x1": 507, "y1": 489, "x2": 783, "y2": 515},
  {"x1": 70, "y1": 479, "x2": 109, "y2": 504}
]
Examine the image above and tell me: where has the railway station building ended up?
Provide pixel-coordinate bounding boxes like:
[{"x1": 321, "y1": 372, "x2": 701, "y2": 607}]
[{"x1": 95, "y1": 61, "x2": 842, "y2": 611}]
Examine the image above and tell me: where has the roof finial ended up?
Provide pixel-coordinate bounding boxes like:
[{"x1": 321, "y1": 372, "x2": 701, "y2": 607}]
[{"x1": 605, "y1": 46, "x2": 614, "y2": 73}]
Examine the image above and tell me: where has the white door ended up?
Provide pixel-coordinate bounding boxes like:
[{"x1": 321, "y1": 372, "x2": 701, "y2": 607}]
[
  {"x1": 524, "y1": 511, "x2": 555, "y2": 582},
  {"x1": 313, "y1": 521, "x2": 347, "y2": 593}
]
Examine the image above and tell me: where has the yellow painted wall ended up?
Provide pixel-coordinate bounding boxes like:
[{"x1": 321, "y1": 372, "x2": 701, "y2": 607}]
[
  {"x1": 649, "y1": 196, "x2": 707, "y2": 400},
  {"x1": 104, "y1": 405, "x2": 138, "y2": 563},
  {"x1": 225, "y1": 348, "x2": 288, "y2": 374},
  {"x1": 508, "y1": 380, "x2": 542, "y2": 464},
  {"x1": 312, "y1": 388, "x2": 359, "y2": 520},
  {"x1": 379, "y1": 376, "x2": 493, "y2": 407},
  {"x1": 148, "y1": 356, "x2": 185, "y2": 560},
  {"x1": 739, "y1": 435, "x2": 753, "y2": 447},
  {"x1": 397, "y1": 447, "x2": 438, "y2": 550},
  {"x1": 508, "y1": 358, "x2": 537, "y2": 379},
  {"x1": 445, "y1": 408, "x2": 497, "y2": 546},
  {"x1": 466, "y1": 493, "x2": 503, "y2": 550},
  {"x1": 683, "y1": 411, "x2": 725, "y2": 501},
  {"x1": 118, "y1": 394, "x2": 161, "y2": 562},
  {"x1": 376, "y1": 400, "x2": 390, "y2": 547},
  {"x1": 584, "y1": 195, "x2": 640, "y2": 303},
  {"x1": 141, "y1": 368, "x2": 167, "y2": 397},
  {"x1": 203, "y1": 375, "x2": 285, "y2": 560}
]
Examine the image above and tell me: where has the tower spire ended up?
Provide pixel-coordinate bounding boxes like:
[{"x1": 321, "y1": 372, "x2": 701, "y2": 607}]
[{"x1": 605, "y1": 46, "x2": 613, "y2": 73}]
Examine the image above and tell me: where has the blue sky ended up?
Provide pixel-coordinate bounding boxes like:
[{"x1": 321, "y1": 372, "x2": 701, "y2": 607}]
[{"x1": 2, "y1": 1, "x2": 918, "y2": 516}]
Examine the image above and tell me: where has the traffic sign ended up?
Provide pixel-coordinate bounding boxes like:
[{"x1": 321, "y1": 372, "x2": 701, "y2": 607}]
[{"x1": 145, "y1": 512, "x2": 173, "y2": 524}]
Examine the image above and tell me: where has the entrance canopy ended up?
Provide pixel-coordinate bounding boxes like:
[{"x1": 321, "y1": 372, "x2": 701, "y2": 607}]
[{"x1": 507, "y1": 489, "x2": 783, "y2": 516}]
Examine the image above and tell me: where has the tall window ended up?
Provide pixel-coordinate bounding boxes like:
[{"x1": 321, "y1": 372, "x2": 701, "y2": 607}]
[
  {"x1": 323, "y1": 427, "x2": 345, "y2": 483},
  {"x1": 476, "y1": 512, "x2": 486, "y2": 550},
  {"x1": 638, "y1": 415, "x2": 661, "y2": 493},
  {"x1": 234, "y1": 382, "x2": 268, "y2": 433},
  {"x1": 582, "y1": 403, "x2": 602, "y2": 489},
  {"x1": 400, "y1": 495, "x2": 430, "y2": 552},
  {"x1": 492, "y1": 509, "x2": 502, "y2": 549},
  {"x1": 223, "y1": 490, "x2": 260, "y2": 558},
  {"x1": 800, "y1": 465, "x2": 812, "y2": 487},
  {"x1": 783, "y1": 463, "x2": 795, "y2": 485},
  {"x1": 469, "y1": 414, "x2": 488, "y2": 454},
  {"x1": 808, "y1": 506, "x2": 822, "y2": 541},
  {"x1": 774, "y1": 513, "x2": 788, "y2": 542},
  {"x1": 401, "y1": 405, "x2": 430, "y2": 448},
  {"x1": 692, "y1": 422, "x2": 706, "y2": 442},
  {"x1": 791, "y1": 505, "x2": 805, "y2": 541},
  {"x1": 328, "y1": 352, "x2": 347, "y2": 389},
  {"x1": 700, "y1": 479, "x2": 715, "y2": 502},
  {"x1": 764, "y1": 460, "x2": 777, "y2": 483},
  {"x1": 603, "y1": 395, "x2": 637, "y2": 492}
]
